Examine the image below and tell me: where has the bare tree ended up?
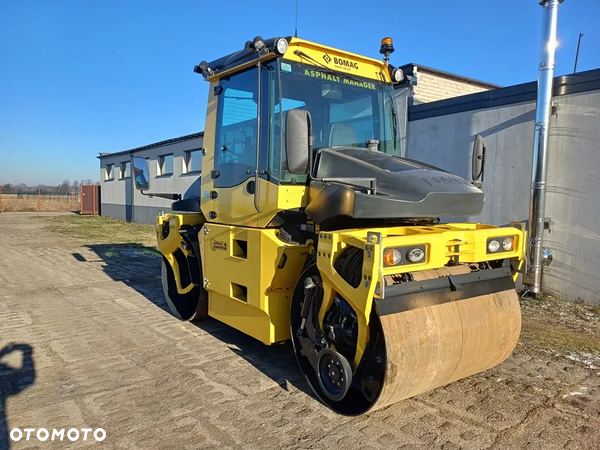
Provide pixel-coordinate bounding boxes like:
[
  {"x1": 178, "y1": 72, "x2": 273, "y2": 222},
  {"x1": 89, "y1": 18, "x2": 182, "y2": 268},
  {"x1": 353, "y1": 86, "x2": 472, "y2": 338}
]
[{"x1": 58, "y1": 179, "x2": 70, "y2": 195}]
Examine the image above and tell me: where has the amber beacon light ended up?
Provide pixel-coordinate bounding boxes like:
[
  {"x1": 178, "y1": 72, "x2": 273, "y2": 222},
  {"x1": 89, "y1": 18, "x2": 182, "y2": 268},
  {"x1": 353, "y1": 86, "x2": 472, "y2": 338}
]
[{"x1": 379, "y1": 37, "x2": 395, "y2": 61}]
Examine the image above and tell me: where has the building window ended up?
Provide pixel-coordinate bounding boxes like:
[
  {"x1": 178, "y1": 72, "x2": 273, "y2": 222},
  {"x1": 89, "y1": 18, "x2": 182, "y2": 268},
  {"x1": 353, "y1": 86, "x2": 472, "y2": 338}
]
[
  {"x1": 184, "y1": 150, "x2": 202, "y2": 173},
  {"x1": 120, "y1": 161, "x2": 130, "y2": 179},
  {"x1": 158, "y1": 154, "x2": 173, "y2": 176},
  {"x1": 105, "y1": 164, "x2": 114, "y2": 181}
]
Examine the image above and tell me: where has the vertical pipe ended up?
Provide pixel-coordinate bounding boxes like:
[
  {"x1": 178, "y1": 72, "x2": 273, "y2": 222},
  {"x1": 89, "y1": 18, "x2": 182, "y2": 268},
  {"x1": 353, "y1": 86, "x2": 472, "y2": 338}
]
[
  {"x1": 528, "y1": 0, "x2": 562, "y2": 294},
  {"x1": 130, "y1": 153, "x2": 135, "y2": 221}
]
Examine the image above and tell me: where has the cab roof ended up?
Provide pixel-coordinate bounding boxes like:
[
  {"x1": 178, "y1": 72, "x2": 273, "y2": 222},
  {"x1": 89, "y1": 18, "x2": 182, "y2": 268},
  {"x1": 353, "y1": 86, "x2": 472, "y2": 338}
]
[{"x1": 194, "y1": 36, "x2": 390, "y2": 83}]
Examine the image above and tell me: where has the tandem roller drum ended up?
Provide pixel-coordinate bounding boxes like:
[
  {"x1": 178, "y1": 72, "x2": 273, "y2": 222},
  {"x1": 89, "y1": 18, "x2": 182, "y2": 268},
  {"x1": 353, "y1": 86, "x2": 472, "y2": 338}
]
[{"x1": 291, "y1": 263, "x2": 521, "y2": 415}]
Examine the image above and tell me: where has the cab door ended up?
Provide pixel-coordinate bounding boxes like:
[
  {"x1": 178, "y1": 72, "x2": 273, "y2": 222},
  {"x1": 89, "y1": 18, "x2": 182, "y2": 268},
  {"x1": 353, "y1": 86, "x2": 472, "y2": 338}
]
[{"x1": 207, "y1": 64, "x2": 261, "y2": 227}]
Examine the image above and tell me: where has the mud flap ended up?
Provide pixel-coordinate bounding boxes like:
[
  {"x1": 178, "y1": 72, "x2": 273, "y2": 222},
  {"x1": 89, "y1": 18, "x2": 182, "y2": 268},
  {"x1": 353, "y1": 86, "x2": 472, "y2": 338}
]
[{"x1": 377, "y1": 266, "x2": 515, "y2": 315}]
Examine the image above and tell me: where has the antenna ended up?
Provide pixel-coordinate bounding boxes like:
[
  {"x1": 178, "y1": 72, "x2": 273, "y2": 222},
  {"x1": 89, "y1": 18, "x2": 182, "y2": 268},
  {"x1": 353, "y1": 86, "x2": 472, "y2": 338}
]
[
  {"x1": 573, "y1": 33, "x2": 584, "y2": 73},
  {"x1": 295, "y1": 0, "x2": 298, "y2": 37}
]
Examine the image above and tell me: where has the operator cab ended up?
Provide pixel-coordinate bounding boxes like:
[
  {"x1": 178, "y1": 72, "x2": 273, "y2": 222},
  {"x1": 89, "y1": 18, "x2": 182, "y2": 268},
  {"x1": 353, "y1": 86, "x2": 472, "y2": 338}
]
[
  {"x1": 135, "y1": 36, "x2": 483, "y2": 229},
  {"x1": 204, "y1": 40, "x2": 402, "y2": 191}
]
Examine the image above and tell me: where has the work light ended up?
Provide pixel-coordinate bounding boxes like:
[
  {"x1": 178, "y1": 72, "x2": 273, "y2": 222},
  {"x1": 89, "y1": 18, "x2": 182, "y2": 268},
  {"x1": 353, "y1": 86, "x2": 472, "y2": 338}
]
[
  {"x1": 274, "y1": 38, "x2": 289, "y2": 55},
  {"x1": 391, "y1": 67, "x2": 404, "y2": 83},
  {"x1": 253, "y1": 36, "x2": 266, "y2": 52}
]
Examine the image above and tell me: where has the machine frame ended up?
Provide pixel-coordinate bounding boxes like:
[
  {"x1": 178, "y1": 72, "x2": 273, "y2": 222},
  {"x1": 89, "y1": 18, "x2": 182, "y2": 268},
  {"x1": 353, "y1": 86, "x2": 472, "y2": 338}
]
[{"x1": 136, "y1": 35, "x2": 527, "y2": 415}]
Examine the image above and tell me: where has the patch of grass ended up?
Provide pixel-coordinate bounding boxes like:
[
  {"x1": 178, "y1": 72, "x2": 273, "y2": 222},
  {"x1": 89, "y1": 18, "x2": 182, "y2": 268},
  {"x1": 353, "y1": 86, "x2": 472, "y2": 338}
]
[
  {"x1": 520, "y1": 293, "x2": 600, "y2": 355},
  {"x1": 2, "y1": 197, "x2": 78, "y2": 212},
  {"x1": 520, "y1": 321, "x2": 600, "y2": 354},
  {"x1": 44, "y1": 214, "x2": 157, "y2": 247}
]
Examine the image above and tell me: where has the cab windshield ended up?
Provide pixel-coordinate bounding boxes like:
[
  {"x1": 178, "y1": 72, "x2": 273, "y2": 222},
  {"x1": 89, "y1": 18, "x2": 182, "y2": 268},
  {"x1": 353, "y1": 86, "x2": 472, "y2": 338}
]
[
  {"x1": 212, "y1": 58, "x2": 400, "y2": 188},
  {"x1": 270, "y1": 59, "x2": 400, "y2": 183}
]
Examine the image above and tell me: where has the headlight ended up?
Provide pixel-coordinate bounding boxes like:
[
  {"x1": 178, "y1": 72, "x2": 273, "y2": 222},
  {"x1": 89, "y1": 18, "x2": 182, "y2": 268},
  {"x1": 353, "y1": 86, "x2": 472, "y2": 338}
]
[
  {"x1": 408, "y1": 248, "x2": 425, "y2": 262},
  {"x1": 274, "y1": 38, "x2": 289, "y2": 55},
  {"x1": 383, "y1": 245, "x2": 426, "y2": 266},
  {"x1": 488, "y1": 239, "x2": 500, "y2": 253},
  {"x1": 502, "y1": 237, "x2": 514, "y2": 251},
  {"x1": 384, "y1": 249, "x2": 402, "y2": 266},
  {"x1": 487, "y1": 236, "x2": 516, "y2": 254}
]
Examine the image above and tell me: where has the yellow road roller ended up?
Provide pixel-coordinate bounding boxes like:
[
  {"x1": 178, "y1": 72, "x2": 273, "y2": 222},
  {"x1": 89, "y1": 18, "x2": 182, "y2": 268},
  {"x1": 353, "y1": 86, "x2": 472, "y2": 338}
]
[{"x1": 132, "y1": 36, "x2": 525, "y2": 415}]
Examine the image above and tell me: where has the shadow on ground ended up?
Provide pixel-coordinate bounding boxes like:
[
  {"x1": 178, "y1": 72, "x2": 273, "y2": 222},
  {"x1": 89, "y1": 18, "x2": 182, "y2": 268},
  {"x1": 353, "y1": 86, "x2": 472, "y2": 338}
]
[
  {"x1": 0, "y1": 343, "x2": 36, "y2": 450},
  {"x1": 72, "y1": 244, "x2": 311, "y2": 397}
]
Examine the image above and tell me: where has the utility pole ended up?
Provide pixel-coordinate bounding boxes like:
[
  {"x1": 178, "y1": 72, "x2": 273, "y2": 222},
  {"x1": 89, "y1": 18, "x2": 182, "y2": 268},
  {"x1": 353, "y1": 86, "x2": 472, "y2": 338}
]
[{"x1": 573, "y1": 33, "x2": 583, "y2": 73}]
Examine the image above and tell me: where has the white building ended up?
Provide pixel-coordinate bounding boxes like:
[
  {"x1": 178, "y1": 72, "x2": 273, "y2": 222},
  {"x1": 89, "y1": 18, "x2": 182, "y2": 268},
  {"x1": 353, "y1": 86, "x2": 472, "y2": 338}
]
[{"x1": 98, "y1": 132, "x2": 203, "y2": 224}]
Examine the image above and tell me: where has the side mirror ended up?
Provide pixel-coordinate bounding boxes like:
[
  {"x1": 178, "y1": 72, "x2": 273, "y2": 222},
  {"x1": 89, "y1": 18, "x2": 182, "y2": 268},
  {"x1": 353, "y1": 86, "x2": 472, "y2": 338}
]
[
  {"x1": 285, "y1": 109, "x2": 312, "y2": 174},
  {"x1": 133, "y1": 157, "x2": 150, "y2": 191},
  {"x1": 471, "y1": 134, "x2": 485, "y2": 187}
]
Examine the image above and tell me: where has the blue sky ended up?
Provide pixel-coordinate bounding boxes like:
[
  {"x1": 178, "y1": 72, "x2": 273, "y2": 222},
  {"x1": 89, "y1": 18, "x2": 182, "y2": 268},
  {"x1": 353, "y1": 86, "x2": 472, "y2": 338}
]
[{"x1": 0, "y1": 0, "x2": 598, "y2": 185}]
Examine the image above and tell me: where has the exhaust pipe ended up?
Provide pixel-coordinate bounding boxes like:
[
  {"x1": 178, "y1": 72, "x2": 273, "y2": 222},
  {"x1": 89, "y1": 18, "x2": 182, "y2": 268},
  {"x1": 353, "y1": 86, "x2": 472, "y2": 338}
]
[{"x1": 527, "y1": 0, "x2": 563, "y2": 294}]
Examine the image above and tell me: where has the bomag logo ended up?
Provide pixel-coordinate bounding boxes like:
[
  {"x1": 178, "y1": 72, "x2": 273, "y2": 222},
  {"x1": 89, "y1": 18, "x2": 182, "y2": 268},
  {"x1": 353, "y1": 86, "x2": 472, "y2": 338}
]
[
  {"x1": 333, "y1": 57, "x2": 359, "y2": 70},
  {"x1": 210, "y1": 239, "x2": 227, "y2": 251},
  {"x1": 322, "y1": 53, "x2": 358, "y2": 70}
]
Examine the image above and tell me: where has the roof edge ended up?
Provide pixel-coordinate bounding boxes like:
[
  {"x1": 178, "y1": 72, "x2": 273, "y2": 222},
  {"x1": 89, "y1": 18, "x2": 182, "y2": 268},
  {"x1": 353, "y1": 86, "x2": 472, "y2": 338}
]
[
  {"x1": 98, "y1": 131, "x2": 204, "y2": 159},
  {"x1": 399, "y1": 63, "x2": 501, "y2": 89},
  {"x1": 408, "y1": 67, "x2": 600, "y2": 121}
]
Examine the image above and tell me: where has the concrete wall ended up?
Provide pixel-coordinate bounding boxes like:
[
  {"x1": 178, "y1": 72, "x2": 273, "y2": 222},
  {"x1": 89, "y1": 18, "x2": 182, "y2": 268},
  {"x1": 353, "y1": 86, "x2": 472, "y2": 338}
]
[
  {"x1": 413, "y1": 70, "x2": 494, "y2": 105},
  {"x1": 99, "y1": 135, "x2": 203, "y2": 224},
  {"x1": 407, "y1": 89, "x2": 600, "y2": 304}
]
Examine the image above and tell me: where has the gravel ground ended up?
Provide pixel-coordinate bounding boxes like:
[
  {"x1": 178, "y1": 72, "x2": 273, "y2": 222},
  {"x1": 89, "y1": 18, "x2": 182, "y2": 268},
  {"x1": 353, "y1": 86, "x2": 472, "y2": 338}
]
[{"x1": 0, "y1": 212, "x2": 598, "y2": 449}]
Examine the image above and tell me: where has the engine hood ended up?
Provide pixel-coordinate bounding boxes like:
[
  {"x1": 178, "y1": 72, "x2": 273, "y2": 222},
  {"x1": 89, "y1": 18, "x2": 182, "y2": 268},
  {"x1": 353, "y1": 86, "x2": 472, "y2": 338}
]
[{"x1": 305, "y1": 147, "x2": 484, "y2": 224}]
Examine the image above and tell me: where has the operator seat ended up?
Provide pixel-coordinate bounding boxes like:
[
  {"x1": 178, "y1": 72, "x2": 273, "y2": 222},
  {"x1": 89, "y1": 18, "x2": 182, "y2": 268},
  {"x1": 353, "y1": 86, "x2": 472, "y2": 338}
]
[{"x1": 327, "y1": 123, "x2": 358, "y2": 147}]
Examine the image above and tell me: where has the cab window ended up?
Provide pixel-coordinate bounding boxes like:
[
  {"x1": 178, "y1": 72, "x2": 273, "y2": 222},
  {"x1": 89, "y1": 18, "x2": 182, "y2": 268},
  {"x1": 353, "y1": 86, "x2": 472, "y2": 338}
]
[
  {"x1": 214, "y1": 67, "x2": 258, "y2": 188},
  {"x1": 328, "y1": 96, "x2": 374, "y2": 147}
]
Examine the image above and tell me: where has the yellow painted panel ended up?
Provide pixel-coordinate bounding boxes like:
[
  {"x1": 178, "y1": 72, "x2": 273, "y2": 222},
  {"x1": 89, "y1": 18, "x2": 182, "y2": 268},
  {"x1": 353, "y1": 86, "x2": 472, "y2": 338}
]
[
  {"x1": 203, "y1": 178, "x2": 308, "y2": 228},
  {"x1": 199, "y1": 80, "x2": 219, "y2": 216},
  {"x1": 201, "y1": 224, "x2": 313, "y2": 344},
  {"x1": 319, "y1": 223, "x2": 526, "y2": 280},
  {"x1": 277, "y1": 185, "x2": 309, "y2": 210},
  {"x1": 284, "y1": 38, "x2": 390, "y2": 82}
]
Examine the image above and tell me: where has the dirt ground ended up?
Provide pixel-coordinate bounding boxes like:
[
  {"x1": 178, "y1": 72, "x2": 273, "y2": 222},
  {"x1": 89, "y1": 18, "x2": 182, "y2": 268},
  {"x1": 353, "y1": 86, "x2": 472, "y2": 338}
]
[{"x1": 0, "y1": 212, "x2": 598, "y2": 450}]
